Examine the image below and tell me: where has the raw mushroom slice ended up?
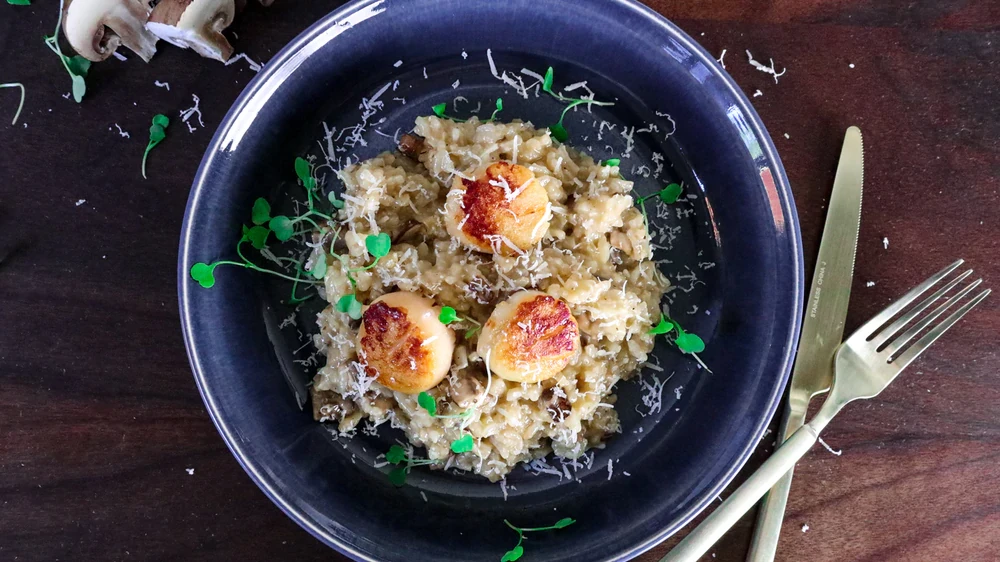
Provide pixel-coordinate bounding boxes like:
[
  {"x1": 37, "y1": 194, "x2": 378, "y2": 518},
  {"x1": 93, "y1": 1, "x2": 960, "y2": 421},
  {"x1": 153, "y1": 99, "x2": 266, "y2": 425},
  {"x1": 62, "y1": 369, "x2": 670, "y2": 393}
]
[
  {"x1": 62, "y1": 0, "x2": 159, "y2": 62},
  {"x1": 477, "y1": 290, "x2": 581, "y2": 383},
  {"x1": 146, "y1": 0, "x2": 236, "y2": 63},
  {"x1": 357, "y1": 292, "x2": 456, "y2": 394},
  {"x1": 445, "y1": 161, "x2": 551, "y2": 255}
]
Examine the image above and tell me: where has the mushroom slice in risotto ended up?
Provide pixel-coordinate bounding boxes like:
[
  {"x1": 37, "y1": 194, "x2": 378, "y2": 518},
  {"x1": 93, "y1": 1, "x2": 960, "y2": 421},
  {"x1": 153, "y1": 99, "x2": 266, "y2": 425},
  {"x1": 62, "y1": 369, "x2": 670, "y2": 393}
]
[
  {"x1": 357, "y1": 292, "x2": 455, "y2": 394},
  {"x1": 445, "y1": 161, "x2": 550, "y2": 255},
  {"x1": 477, "y1": 290, "x2": 581, "y2": 383}
]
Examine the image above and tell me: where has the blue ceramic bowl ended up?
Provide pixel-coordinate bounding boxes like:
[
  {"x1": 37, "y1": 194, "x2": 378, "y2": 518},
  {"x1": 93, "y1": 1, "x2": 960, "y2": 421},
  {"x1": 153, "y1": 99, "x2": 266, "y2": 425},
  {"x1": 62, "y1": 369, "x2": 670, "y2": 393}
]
[{"x1": 179, "y1": 0, "x2": 803, "y2": 560}]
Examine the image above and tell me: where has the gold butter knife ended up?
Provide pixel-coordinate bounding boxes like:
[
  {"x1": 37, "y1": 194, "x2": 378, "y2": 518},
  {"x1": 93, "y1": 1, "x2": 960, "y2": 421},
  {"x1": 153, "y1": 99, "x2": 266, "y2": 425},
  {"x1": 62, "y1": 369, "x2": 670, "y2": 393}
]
[{"x1": 746, "y1": 126, "x2": 865, "y2": 562}]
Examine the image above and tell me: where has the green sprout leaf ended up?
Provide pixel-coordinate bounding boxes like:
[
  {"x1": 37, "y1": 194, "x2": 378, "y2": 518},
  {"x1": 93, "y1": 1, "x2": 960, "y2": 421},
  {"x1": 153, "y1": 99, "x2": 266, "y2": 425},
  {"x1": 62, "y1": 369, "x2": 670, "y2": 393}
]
[
  {"x1": 252, "y1": 198, "x2": 271, "y2": 225},
  {"x1": 658, "y1": 183, "x2": 683, "y2": 204},
  {"x1": 328, "y1": 191, "x2": 345, "y2": 209},
  {"x1": 450, "y1": 434, "x2": 474, "y2": 454},
  {"x1": 294, "y1": 157, "x2": 314, "y2": 190},
  {"x1": 552, "y1": 517, "x2": 576, "y2": 529},
  {"x1": 7, "y1": 0, "x2": 32, "y2": 5},
  {"x1": 269, "y1": 215, "x2": 294, "y2": 241},
  {"x1": 542, "y1": 67, "x2": 554, "y2": 93},
  {"x1": 549, "y1": 123, "x2": 568, "y2": 143},
  {"x1": 489, "y1": 98, "x2": 503, "y2": 122},
  {"x1": 438, "y1": 306, "x2": 458, "y2": 325},
  {"x1": 190, "y1": 262, "x2": 216, "y2": 288},
  {"x1": 417, "y1": 392, "x2": 438, "y2": 416},
  {"x1": 603, "y1": 158, "x2": 620, "y2": 167},
  {"x1": 501, "y1": 546, "x2": 524, "y2": 562},
  {"x1": 464, "y1": 326, "x2": 480, "y2": 339},
  {"x1": 337, "y1": 294, "x2": 363, "y2": 320},
  {"x1": 675, "y1": 332, "x2": 706, "y2": 354},
  {"x1": 246, "y1": 226, "x2": 270, "y2": 249},
  {"x1": 65, "y1": 55, "x2": 91, "y2": 78},
  {"x1": 388, "y1": 467, "x2": 407, "y2": 487},
  {"x1": 365, "y1": 232, "x2": 391, "y2": 258},
  {"x1": 141, "y1": 114, "x2": 170, "y2": 179},
  {"x1": 431, "y1": 102, "x2": 447, "y2": 117},
  {"x1": 386, "y1": 444, "x2": 406, "y2": 464},
  {"x1": 648, "y1": 318, "x2": 674, "y2": 335},
  {"x1": 310, "y1": 256, "x2": 327, "y2": 279}
]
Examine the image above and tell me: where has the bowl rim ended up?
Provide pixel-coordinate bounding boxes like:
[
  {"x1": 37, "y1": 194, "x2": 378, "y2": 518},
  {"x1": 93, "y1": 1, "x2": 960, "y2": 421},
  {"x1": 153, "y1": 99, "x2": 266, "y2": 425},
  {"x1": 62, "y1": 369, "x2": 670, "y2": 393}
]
[{"x1": 178, "y1": 0, "x2": 804, "y2": 559}]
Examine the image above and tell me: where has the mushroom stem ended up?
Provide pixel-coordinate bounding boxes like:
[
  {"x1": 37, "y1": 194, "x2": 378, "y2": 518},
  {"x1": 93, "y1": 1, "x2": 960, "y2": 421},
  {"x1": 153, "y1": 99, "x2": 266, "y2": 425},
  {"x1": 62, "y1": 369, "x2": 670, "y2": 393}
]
[
  {"x1": 146, "y1": 0, "x2": 236, "y2": 63},
  {"x1": 63, "y1": 0, "x2": 158, "y2": 62}
]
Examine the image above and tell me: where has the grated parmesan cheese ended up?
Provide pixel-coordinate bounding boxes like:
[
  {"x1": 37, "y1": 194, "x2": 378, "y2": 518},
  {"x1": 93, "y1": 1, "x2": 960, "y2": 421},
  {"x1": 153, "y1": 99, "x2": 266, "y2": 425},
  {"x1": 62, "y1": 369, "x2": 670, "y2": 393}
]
[{"x1": 745, "y1": 50, "x2": 786, "y2": 83}]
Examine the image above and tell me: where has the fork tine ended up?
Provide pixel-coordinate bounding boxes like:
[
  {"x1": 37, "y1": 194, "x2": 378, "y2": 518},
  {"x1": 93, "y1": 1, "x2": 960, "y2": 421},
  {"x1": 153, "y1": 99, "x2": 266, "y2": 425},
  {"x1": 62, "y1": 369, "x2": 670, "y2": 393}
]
[
  {"x1": 889, "y1": 288, "x2": 991, "y2": 369},
  {"x1": 883, "y1": 278, "x2": 983, "y2": 356},
  {"x1": 858, "y1": 259, "x2": 965, "y2": 341},
  {"x1": 872, "y1": 269, "x2": 973, "y2": 348}
]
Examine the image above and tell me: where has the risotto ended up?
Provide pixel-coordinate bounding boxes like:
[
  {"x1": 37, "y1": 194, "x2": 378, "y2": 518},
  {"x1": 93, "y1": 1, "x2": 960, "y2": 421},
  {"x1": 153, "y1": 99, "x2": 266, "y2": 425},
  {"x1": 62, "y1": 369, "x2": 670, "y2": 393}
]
[{"x1": 309, "y1": 115, "x2": 669, "y2": 482}]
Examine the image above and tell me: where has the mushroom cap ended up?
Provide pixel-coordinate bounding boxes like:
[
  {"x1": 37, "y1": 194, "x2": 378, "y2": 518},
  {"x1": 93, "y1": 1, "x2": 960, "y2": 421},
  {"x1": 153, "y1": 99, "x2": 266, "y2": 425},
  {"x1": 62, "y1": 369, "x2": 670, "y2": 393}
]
[
  {"x1": 63, "y1": 0, "x2": 158, "y2": 62},
  {"x1": 147, "y1": 0, "x2": 236, "y2": 62}
]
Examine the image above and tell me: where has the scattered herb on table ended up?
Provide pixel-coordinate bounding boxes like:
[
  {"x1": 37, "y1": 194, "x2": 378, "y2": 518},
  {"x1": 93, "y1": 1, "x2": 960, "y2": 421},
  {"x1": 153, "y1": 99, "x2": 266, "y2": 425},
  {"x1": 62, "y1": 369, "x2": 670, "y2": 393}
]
[
  {"x1": 141, "y1": 114, "x2": 170, "y2": 179},
  {"x1": 0, "y1": 83, "x2": 25, "y2": 125},
  {"x1": 541, "y1": 66, "x2": 614, "y2": 142},
  {"x1": 502, "y1": 518, "x2": 576, "y2": 561},
  {"x1": 438, "y1": 305, "x2": 482, "y2": 338},
  {"x1": 43, "y1": 0, "x2": 90, "y2": 103}
]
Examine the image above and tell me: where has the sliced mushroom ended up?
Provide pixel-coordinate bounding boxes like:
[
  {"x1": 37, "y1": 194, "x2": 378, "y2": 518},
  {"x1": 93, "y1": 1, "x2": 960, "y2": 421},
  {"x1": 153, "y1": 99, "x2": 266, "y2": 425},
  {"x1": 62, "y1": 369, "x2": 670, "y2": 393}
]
[
  {"x1": 398, "y1": 133, "x2": 425, "y2": 159},
  {"x1": 63, "y1": 0, "x2": 159, "y2": 62},
  {"x1": 146, "y1": 0, "x2": 236, "y2": 63}
]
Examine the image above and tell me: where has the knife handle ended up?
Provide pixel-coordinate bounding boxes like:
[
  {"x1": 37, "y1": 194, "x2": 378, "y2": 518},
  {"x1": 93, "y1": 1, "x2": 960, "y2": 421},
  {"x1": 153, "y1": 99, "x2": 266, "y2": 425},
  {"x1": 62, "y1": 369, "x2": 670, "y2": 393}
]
[{"x1": 746, "y1": 405, "x2": 809, "y2": 562}]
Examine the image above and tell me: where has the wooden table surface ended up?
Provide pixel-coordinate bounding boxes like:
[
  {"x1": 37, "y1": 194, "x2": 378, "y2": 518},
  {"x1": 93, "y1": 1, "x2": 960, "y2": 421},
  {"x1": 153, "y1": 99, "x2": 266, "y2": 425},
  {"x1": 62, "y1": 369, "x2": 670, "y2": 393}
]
[{"x1": 2, "y1": 1, "x2": 997, "y2": 561}]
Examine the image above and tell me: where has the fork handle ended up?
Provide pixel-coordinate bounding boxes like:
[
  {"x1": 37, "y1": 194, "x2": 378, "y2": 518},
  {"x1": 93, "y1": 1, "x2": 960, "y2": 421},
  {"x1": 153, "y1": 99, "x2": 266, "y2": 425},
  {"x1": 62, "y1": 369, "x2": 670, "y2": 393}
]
[
  {"x1": 746, "y1": 405, "x2": 809, "y2": 562},
  {"x1": 659, "y1": 424, "x2": 820, "y2": 562}
]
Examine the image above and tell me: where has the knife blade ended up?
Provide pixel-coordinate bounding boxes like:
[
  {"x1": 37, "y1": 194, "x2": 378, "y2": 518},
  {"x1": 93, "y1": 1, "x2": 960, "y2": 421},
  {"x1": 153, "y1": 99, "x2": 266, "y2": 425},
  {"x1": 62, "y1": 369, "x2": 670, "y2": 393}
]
[{"x1": 747, "y1": 126, "x2": 864, "y2": 562}]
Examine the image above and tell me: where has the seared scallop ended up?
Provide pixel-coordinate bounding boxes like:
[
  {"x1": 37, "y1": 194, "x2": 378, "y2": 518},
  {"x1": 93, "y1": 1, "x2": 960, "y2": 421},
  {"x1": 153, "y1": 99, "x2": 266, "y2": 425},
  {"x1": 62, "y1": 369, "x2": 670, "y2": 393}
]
[
  {"x1": 357, "y1": 292, "x2": 455, "y2": 394},
  {"x1": 445, "y1": 161, "x2": 550, "y2": 255},
  {"x1": 477, "y1": 290, "x2": 580, "y2": 383}
]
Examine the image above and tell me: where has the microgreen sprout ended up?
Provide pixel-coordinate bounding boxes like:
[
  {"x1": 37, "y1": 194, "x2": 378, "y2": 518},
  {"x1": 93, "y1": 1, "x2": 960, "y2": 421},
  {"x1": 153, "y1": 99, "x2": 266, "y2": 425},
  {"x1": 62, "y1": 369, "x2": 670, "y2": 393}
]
[
  {"x1": 8, "y1": 0, "x2": 32, "y2": 5},
  {"x1": 450, "y1": 434, "x2": 474, "y2": 454},
  {"x1": 650, "y1": 315, "x2": 706, "y2": 354},
  {"x1": 488, "y1": 98, "x2": 503, "y2": 122},
  {"x1": 190, "y1": 157, "x2": 343, "y2": 301},
  {"x1": 541, "y1": 66, "x2": 615, "y2": 142},
  {"x1": 329, "y1": 232, "x2": 393, "y2": 319},
  {"x1": 431, "y1": 102, "x2": 466, "y2": 123},
  {"x1": 417, "y1": 391, "x2": 473, "y2": 419},
  {"x1": 43, "y1": 0, "x2": 89, "y2": 103},
  {"x1": 438, "y1": 305, "x2": 482, "y2": 338},
  {"x1": 141, "y1": 114, "x2": 170, "y2": 179},
  {"x1": 602, "y1": 158, "x2": 620, "y2": 167},
  {"x1": 384, "y1": 444, "x2": 442, "y2": 487},
  {"x1": 636, "y1": 182, "x2": 683, "y2": 231},
  {"x1": 0, "y1": 83, "x2": 25, "y2": 125},
  {"x1": 502, "y1": 518, "x2": 576, "y2": 561}
]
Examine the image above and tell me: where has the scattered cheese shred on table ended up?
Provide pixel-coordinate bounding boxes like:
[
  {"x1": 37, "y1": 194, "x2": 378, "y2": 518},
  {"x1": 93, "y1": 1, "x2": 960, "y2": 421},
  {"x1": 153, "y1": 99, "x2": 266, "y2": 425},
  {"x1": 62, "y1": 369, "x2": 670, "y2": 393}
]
[{"x1": 746, "y1": 50, "x2": 786, "y2": 83}]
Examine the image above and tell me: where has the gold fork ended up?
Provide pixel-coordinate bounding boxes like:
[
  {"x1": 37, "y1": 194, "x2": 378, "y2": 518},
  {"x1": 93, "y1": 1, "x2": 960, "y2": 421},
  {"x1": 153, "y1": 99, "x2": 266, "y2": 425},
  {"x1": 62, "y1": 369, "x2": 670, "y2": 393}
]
[{"x1": 661, "y1": 260, "x2": 990, "y2": 562}]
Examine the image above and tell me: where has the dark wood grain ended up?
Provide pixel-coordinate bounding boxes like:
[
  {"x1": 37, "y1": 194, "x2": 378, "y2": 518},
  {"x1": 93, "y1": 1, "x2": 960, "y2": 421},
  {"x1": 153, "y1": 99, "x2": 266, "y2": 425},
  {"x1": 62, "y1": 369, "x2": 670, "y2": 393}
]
[{"x1": 1, "y1": 1, "x2": 997, "y2": 561}]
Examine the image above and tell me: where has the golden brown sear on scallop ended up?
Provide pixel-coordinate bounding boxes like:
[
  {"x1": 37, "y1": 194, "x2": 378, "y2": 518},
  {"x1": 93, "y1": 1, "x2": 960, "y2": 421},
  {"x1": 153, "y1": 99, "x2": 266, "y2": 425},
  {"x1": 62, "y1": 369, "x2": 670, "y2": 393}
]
[
  {"x1": 445, "y1": 162, "x2": 550, "y2": 255},
  {"x1": 357, "y1": 292, "x2": 455, "y2": 394},
  {"x1": 477, "y1": 290, "x2": 580, "y2": 383}
]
